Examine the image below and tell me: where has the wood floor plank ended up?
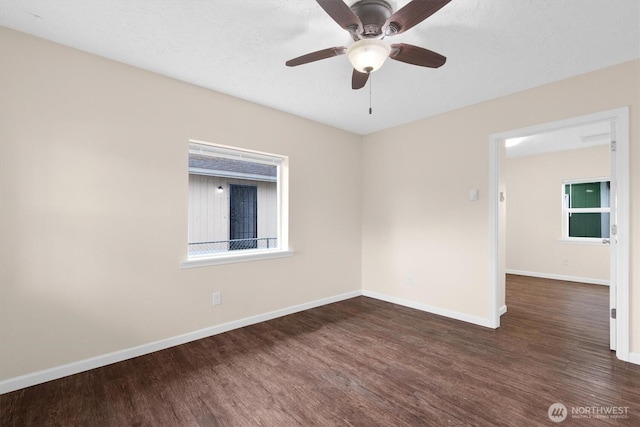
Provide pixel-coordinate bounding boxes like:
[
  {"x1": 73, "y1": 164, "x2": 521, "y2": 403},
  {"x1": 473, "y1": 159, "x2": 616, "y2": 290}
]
[{"x1": 2, "y1": 275, "x2": 639, "y2": 426}]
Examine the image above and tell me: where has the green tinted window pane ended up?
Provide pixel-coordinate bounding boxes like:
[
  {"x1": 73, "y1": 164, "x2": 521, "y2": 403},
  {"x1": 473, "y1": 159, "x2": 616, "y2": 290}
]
[
  {"x1": 570, "y1": 183, "x2": 600, "y2": 208},
  {"x1": 567, "y1": 181, "x2": 610, "y2": 208},
  {"x1": 569, "y1": 213, "x2": 610, "y2": 238}
]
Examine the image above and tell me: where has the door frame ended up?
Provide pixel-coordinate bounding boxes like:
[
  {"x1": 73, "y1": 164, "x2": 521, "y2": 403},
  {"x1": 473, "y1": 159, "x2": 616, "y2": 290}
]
[{"x1": 488, "y1": 107, "x2": 630, "y2": 361}]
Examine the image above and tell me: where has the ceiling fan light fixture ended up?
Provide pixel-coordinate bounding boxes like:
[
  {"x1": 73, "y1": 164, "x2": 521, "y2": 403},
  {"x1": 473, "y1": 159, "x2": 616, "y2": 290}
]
[{"x1": 346, "y1": 39, "x2": 391, "y2": 73}]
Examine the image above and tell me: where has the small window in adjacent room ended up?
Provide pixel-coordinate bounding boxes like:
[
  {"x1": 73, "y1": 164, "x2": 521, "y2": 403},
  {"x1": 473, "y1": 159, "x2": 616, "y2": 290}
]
[
  {"x1": 184, "y1": 140, "x2": 289, "y2": 266},
  {"x1": 562, "y1": 179, "x2": 610, "y2": 241}
]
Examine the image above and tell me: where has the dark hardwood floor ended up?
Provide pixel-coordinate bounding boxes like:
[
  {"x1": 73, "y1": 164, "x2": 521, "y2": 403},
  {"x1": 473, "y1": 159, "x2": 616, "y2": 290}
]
[{"x1": 2, "y1": 275, "x2": 639, "y2": 426}]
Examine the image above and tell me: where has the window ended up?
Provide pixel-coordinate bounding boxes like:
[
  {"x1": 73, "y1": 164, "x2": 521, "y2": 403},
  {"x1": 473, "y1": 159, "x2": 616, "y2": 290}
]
[
  {"x1": 184, "y1": 141, "x2": 290, "y2": 266},
  {"x1": 562, "y1": 178, "x2": 610, "y2": 241}
]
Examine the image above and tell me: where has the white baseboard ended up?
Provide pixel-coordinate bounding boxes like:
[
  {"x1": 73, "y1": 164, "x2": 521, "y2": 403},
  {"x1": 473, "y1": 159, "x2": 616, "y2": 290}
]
[
  {"x1": 4, "y1": 287, "x2": 624, "y2": 394},
  {"x1": 0, "y1": 290, "x2": 361, "y2": 395},
  {"x1": 628, "y1": 352, "x2": 640, "y2": 366},
  {"x1": 506, "y1": 269, "x2": 609, "y2": 286},
  {"x1": 361, "y1": 290, "x2": 493, "y2": 328}
]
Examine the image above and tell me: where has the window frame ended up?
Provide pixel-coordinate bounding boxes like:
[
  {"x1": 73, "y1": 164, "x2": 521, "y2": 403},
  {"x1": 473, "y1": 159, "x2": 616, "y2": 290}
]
[
  {"x1": 181, "y1": 140, "x2": 292, "y2": 268},
  {"x1": 560, "y1": 177, "x2": 610, "y2": 244}
]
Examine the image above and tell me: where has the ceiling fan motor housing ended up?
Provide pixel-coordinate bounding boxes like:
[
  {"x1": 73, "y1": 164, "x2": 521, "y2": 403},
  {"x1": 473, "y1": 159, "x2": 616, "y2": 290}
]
[{"x1": 351, "y1": 0, "x2": 393, "y2": 39}]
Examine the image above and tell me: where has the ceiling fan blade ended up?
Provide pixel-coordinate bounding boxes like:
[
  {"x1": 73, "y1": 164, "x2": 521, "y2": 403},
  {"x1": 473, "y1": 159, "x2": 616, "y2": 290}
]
[
  {"x1": 389, "y1": 43, "x2": 446, "y2": 68},
  {"x1": 316, "y1": 0, "x2": 362, "y2": 33},
  {"x1": 352, "y1": 69, "x2": 369, "y2": 90},
  {"x1": 286, "y1": 46, "x2": 347, "y2": 67},
  {"x1": 383, "y1": 0, "x2": 451, "y2": 36}
]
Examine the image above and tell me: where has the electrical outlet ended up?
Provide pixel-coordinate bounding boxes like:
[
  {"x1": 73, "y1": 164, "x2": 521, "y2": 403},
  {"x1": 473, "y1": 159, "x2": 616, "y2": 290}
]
[{"x1": 213, "y1": 292, "x2": 221, "y2": 306}]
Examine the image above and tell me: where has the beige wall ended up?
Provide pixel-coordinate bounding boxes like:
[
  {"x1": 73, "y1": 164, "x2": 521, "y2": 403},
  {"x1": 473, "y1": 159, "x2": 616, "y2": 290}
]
[
  {"x1": 362, "y1": 60, "x2": 639, "y2": 349},
  {"x1": 505, "y1": 145, "x2": 610, "y2": 282},
  {"x1": 0, "y1": 27, "x2": 363, "y2": 380},
  {"x1": 1, "y1": 26, "x2": 639, "y2": 383},
  {"x1": 361, "y1": 106, "x2": 494, "y2": 322}
]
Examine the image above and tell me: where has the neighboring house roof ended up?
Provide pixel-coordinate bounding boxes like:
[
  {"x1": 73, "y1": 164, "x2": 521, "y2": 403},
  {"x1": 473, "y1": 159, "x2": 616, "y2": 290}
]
[{"x1": 189, "y1": 155, "x2": 277, "y2": 182}]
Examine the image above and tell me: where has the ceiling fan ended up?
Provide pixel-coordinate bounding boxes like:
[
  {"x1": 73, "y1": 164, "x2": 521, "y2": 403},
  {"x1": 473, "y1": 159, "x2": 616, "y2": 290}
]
[{"x1": 286, "y1": 0, "x2": 451, "y2": 90}]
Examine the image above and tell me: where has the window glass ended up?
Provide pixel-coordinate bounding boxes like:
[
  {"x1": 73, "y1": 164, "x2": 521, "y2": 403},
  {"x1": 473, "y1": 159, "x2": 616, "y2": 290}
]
[
  {"x1": 563, "y1": 180, "x2": 610, "y2": 239},
  {"x1": 188, "y1": 142, "x2": 284, "y2": 259}
]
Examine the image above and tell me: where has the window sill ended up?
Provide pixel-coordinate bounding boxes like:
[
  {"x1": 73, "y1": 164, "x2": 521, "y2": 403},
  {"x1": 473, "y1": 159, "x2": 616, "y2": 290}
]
[
  {"x1": 557, "y1": 238, "x2": 608, "y2": 246},
  {"x1": 180, "y1": 249, "x2": 294, "y2": 269}
]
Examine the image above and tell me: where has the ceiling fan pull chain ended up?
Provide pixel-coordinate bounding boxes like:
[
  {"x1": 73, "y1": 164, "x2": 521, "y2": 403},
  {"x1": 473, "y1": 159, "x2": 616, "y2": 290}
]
[{"x1": 369, "y1": 73, "x2": 373, "y2": 114}]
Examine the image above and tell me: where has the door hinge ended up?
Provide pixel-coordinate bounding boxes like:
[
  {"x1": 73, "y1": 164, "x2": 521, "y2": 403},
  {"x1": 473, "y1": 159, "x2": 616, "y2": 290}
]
[
  {"x1": 611, "y1": 308, "x2": 617, "y2": 319},
  {"x1": 611, "y1": 224, "x2": 617, "y2": 235},
  {"x1": 611, "y1": 141, "x2": 617, "y2": 151}
]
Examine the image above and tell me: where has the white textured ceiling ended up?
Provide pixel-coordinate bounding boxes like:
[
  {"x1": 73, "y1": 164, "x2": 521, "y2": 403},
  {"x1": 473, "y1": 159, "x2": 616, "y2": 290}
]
[
  {"x1": 506, "y1": 121, "x2": 611, "y2": 158},
  {"x1": 1, "y1": 0, "x2": 638, "y2": 135}
]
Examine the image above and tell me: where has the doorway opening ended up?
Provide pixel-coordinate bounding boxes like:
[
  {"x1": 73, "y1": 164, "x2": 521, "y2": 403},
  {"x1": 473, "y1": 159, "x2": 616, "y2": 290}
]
[{"x1": 489, "y1": 107, "x2": 630, "y2": 361}]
